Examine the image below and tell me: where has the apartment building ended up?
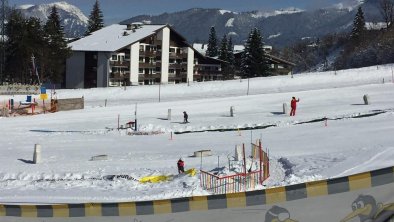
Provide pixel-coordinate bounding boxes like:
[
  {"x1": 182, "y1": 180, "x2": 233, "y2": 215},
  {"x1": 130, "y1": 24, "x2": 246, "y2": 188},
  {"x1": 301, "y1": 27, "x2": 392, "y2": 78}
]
[{"x1": 66, "y1": 23, "x2": 196, "y2": 88}]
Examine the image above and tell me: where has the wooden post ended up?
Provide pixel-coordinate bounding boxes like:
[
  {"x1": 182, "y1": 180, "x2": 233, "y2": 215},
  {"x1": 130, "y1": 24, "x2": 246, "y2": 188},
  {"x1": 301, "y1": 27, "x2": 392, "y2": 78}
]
[
  {"x1": 33, "y1": 144, "x2": 41, "y2": 164},
  {"x1": 158, "y1": 83, "x2": 161, "y2": 102},
  {"x1": 391, "y1": 66, "x2": 394, "y2": 83},
  {"x1": 247, "y1": 77, "x2": 250, "y2": 95},
  {"x1": 168, "y1": 109, "x2": 171, "y2": 120},
  {"x1": 42, "y1": 99, "x2": 45, "y2": 114},
  {"x1": 117, "y1": 114, "x2": 120, "y2": 130}
]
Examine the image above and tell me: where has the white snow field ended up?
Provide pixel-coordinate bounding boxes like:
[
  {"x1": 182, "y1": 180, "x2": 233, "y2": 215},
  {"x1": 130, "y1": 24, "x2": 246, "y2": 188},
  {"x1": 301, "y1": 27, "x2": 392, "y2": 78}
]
[{"x1": 0, "y1": 65, "x2": 394, "y2": 204}]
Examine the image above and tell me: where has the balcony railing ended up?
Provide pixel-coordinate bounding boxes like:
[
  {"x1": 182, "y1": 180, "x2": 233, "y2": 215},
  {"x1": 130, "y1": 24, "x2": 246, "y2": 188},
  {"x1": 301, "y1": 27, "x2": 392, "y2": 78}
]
[
  {"x1": 169, "y1": 52, "x2": 187, "y2": 59},
  {"x1": 169, "y1": 63, "x2": 185, "y2": 69},
  {"x1": 139, "y1": 63, "x2": 157, "y2": 68},
  {"x1": 110, "y1": 61, "x2": 129, "y2": 67},
  {"x1": 139, "y1": 51, "x2": 159, "y2": 57}
]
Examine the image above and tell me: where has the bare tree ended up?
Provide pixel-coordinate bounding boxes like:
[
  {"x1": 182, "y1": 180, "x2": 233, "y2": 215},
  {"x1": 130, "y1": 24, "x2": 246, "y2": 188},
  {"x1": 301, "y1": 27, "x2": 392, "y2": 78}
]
[{"x1": 379, "y1": 0, "x2": 394, "y2": 30}]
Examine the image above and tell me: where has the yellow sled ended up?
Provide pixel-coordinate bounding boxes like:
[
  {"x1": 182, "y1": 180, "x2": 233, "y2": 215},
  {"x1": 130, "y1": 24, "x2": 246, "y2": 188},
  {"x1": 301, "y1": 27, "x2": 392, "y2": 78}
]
[{"x1": 139, "y1": 168, "x2": 197, "y2": 184}]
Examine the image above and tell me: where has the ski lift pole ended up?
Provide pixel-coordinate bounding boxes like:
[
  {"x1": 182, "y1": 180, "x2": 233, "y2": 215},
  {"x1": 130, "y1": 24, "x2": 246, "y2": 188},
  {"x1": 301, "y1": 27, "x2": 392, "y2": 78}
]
[
  {"x1": 31, "y1": 54, "x2": 41, "y2": 85},
  {"x1": 134, "y1": 103, "x2": 137, "y2": 131}
]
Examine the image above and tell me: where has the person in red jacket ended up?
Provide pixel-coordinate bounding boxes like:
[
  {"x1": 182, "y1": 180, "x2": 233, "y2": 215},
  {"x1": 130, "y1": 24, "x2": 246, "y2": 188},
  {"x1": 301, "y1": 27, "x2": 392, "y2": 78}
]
[
  {"x1": 177, "y1": 158, "x2": 185, "y2": 174},
  {"x1": 290, "y1": 97, "x2": 300, "y2": 116}
]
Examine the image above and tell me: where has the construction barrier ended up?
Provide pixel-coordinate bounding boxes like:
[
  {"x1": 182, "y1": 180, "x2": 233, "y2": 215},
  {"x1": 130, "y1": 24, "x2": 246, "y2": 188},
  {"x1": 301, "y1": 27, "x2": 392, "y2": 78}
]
[
  {"x1": 200, "y1": 170, "x2": 262, "y2": 194},
  {"x1": 55, "y1": 97, "x2": 84, "y2": 112},
  {"x1": 0, "y1": 166, "x2": 393, "y2": 222}
]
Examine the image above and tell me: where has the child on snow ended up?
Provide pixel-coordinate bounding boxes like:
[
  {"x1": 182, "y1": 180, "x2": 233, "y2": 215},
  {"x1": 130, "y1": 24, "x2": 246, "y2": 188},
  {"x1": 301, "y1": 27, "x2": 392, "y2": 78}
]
[
  {"x1": 177, "y1": 158, "x2": 185, "y2": 174},
  {"x1": 183, "y1": 111, "x2": 189, "y2": 123},
  {"x1": 290, "y1": 97, "x2": 300, "y2": 116}
]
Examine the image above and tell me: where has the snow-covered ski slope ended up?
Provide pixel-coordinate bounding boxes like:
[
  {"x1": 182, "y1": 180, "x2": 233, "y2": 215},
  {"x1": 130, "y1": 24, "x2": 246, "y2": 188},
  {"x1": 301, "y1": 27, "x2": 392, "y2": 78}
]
[{"x1": 0, "y1": 65, "x2": 393, "y2": 204}]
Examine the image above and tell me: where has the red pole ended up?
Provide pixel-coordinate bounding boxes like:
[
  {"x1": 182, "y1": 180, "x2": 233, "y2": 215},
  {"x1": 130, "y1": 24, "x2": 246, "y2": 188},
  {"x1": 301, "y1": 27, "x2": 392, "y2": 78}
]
[
  {"x1": 259, "y1": 139, "x2": 263, "y2": 185},
  {"x1": 242, "y1": 143, "x2": 246, "y2": 191},
  {"x1": 32, "y1": 98, "x2": 35, "y2": 114}
]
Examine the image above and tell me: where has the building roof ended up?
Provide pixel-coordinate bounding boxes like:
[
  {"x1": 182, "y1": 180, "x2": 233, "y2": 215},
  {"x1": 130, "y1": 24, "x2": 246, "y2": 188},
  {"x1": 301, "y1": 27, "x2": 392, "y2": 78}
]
[{"x1": 69, "y1": 24, "x2": 167, "y2": 52}]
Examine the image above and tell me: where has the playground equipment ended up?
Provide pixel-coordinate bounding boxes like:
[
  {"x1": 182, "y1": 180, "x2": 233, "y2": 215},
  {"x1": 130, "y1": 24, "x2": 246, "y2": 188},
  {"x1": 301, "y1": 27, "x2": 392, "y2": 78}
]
[{"x1": 200, "y1": 139, "x2": 269, "y2": 194}]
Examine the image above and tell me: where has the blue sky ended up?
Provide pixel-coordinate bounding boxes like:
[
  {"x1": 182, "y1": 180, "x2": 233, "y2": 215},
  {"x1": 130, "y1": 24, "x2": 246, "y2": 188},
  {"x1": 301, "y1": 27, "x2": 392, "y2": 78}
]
[{"x1": 10, "y1": 0, "x2": 345, "y2": 24}]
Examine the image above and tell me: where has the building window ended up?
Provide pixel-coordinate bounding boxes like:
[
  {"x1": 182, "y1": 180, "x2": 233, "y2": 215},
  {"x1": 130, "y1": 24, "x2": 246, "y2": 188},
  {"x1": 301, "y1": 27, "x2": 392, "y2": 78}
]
[
  {"x1": 139, "y1": 57, "x2": 144, "y2": 63},
  {"x1": 139, "y1": 68, "x2": 144, "y2": 74},
  {"x1": 139, "y1": 45, "x2": 144, "y2": 51},
  {"x1": 169, "y1": 59, "x2": 175, "y2": 64},
  {"x1": 112, "y1": 55, "x2": 117, "y2": 61},
  {"x1": 169, "y1": 48, "x2": 175, "y2": 53},
  {"x1": 169, "y1": 69, "x2": 175, "y2": 74}
]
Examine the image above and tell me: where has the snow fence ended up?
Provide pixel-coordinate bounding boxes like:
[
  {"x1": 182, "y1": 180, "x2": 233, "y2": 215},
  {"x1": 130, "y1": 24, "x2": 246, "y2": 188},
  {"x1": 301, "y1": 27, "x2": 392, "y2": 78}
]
[{"x1": 0, "y1": 166, "x2": 393, "y2": 222}]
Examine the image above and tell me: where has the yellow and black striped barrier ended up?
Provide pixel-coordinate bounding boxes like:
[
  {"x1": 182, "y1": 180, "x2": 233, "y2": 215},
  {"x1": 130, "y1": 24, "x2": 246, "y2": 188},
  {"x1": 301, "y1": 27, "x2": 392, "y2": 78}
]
[{"x1": 0, "y1": 166, "x2": 393, "y2": 220}]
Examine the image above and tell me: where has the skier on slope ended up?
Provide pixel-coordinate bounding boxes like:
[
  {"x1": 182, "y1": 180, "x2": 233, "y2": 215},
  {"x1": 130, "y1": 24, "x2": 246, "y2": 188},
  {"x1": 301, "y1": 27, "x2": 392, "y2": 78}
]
[
  {"x1": 177, "y1": 158, "x2": 185, "y2": 174},
  {"x1": 290, "y1": 97, "x2": 300, "y2": 116}
]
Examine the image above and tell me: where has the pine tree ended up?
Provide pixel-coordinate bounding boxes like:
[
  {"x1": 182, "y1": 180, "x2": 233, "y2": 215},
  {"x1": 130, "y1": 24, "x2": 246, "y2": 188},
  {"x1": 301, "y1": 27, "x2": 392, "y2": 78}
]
[
  {"x1": 5, "y1": 10, "x2": 46, "y2": 83},
  {"x1": 218, "y1": 35, "x2": 228, "y2": 61},
  {"x1": 351, "y1": 7, "x2": 366, "y2": 44},
  {"x1": 85, "y1": 0, "x2": 104, "y2": 36},
  {"x1": 206, "y1": 26, "x2": 218, "y2": 57},
  {"x1": 44, "y1": 5, "x2": 71, "y2": 83},
  {"x1": 227, "y1": 36, "x2": 235, "y2": 67},
  {"x1": 241, "y1": 28, "x2": 269, "y2": 78}
]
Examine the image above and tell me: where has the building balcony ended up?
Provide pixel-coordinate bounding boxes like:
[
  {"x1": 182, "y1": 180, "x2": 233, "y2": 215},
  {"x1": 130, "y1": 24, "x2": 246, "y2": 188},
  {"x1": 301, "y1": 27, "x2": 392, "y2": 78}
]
[
  {"x1": 139, "y1": 51, "x2": 159, "y2": 57},
  {"x1": 110, "y1": 72, "x2": 129, "y2": 78},
  {"x1": 139, "y1": 62, "x2": 157, "y2": 68},
  {"x1": 169, "y1": 63, "x2": 185, "y2": 69},
  {"x1": 169, "y1": 52, "x2": 187, "y2": 59},
  {"x1": 139, "y1": 73, "x2": 161, "y2": 79},
  {"x1": 196, "y1": 70, "x2": 223, "y2": 75},
  {"x1": 110, "y1": 61, "x2": 129, "y2": 67}
]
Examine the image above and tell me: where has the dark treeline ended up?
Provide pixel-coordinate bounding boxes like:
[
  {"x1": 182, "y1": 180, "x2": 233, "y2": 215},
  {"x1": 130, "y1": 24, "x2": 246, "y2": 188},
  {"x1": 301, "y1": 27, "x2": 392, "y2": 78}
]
[
  {"x1": 3, "y1": 6, "x2": 71, "y2": 85},
  {"x1": 2, "y1": 0, "x2": 104, "y2": 86}
]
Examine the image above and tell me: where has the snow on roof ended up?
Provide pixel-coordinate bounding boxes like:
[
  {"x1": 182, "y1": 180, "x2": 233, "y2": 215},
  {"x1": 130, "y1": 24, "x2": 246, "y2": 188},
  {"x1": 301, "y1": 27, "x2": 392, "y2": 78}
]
[
  {"x1": 365, "y1": 22, "x2": 387, "y2": 30},
  {"x1": 233, "y1": 45, "x2": 245, "y2": 52},
  {"x1": 69, "y1": 24, "x2": 167, "y2": 52},
  {"x1": 193, "y1": 43, "x2": 207, "y2": 55}
]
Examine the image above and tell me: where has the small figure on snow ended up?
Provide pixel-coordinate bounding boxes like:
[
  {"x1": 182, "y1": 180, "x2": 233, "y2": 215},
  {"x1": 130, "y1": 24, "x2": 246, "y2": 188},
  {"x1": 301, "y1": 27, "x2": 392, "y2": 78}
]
[
  {"x1": 183, "y1": 111, "x2": 189, "y2": 123},
  {"x1": 290, "y1": 97, "x2": 300, "y2": 116},
  {"x1": 177, "y1": 158, "x2": 185, "y2": 174}
]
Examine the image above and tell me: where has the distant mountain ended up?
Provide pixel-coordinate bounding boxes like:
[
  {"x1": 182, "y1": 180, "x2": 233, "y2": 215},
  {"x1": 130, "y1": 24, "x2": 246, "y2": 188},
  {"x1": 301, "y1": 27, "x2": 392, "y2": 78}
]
[
  {"x1": 121, "y1": 0, "x2": 383, "y2": 48},
  {"x1": 17, "y1": 1, "x2": 88, "y2": 38}
]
